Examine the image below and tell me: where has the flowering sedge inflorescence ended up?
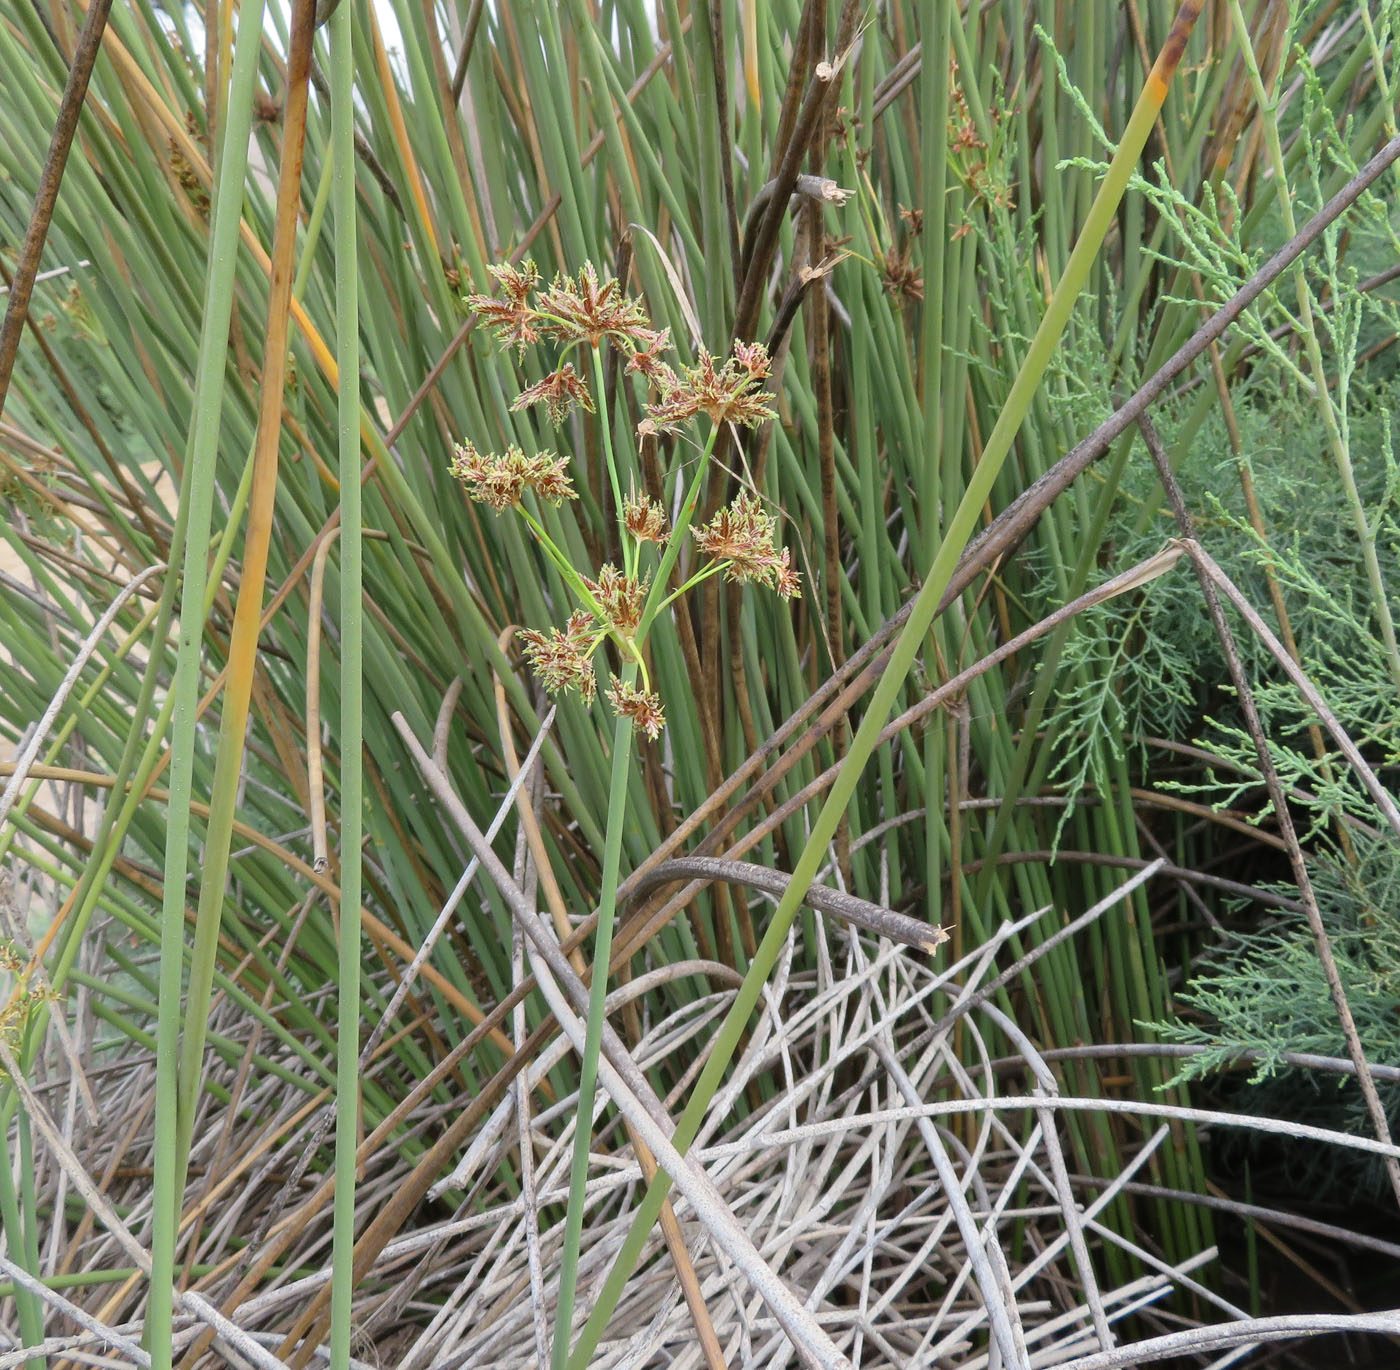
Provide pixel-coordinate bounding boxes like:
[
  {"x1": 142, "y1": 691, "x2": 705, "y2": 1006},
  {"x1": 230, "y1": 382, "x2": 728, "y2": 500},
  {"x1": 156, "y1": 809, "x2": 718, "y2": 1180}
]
[{"x1": 453, "y1": 261, "x2": 800, "y2": 739}]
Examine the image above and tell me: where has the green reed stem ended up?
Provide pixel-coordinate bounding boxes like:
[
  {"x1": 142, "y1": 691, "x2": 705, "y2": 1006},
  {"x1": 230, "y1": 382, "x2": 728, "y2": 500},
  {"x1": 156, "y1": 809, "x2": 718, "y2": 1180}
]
[
  {"x1": 328, "y1": 0, "x2": 363, "y2": 1361},
  {"x1": 637, "y1": 422, "x2": 722, "y2": 638},
  {"x1": 591, "y1": 345, "x2": 629, "y2": 572},
  {"x1": 147, "y1": 0, "x2": 267, "y2": 1362},
  {"x1": 553, "y1": 661, "x2": 638, "y2": 1369}
]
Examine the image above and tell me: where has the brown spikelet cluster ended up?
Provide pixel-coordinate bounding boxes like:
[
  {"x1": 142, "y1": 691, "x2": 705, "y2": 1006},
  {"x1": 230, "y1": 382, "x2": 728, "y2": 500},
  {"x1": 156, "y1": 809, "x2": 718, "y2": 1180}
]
[
  {"x1": 584, "y1": 565, "x2": 648, "y2": 636},
  {"x1": 624, "y1": 327, "x2": 672, "y2": 380},
  {"x1": 535, "y1": 264, "x2": 654, "y2": 349},
  {"x1": 465, "y1": 261, "x2": 542, "y2": 356},
  {"x1": 692, "y1": 493, "x2": 801, "y2": 598},
  {"x1": 606, "y1": 678, "x2": 666, "y2": 740},
  {"x1": 642, "y1": 341, "x2": 776, "y2": 435},
  {"x1": 449, "y1": 442, "x2": 576, "y2": 511},
  {"x1": 516, "y1": 611, "x2": 600, "y2": 704},
  {"x1": 622, "y1": 491, "x2": 667, "y2": 543},
  {"x1": 511, "y1": 362, "x2": 595, "y2": 424}
]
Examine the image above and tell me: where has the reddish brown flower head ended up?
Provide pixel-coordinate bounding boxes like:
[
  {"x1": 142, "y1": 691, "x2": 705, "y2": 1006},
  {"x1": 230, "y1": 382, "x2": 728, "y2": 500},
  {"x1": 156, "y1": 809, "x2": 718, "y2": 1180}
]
[
  {"x1": 730, "y1": 339, "x2": 772, "y2": 381},
  {"x1": 528, "y1": 452, "x2": 577, "y2": 504},
  {"x1": 584, "y1": 564, "x2": 647, "y2": 637},
  {"x1": 773, "y1": 546, "x2": 802, "y2": 600},
  {"x1": 536, "y1": 264, "x2": 653, "y2": 350},
  {"x1": 465, "y1": 260, "x2": 541, "y2": 355},
  {"x1": 642, "y1": 342, "x2": 776, "y2": 434},
  {"x1": 450, "y1": 442, "x2": 576, "y2": 510},
  {"x1": 517, "y1": 610, "x2": 600, "y2": 703},
  {"x1": 606, "y1": 677, "x2": 666, "y2": 740},
  {"x1": 622, "y1": 490, "x2": 667, "y2": 543},
  {"x1": 625, "y1": 327, "x2": 673, "y2": 380},
  {"x1": 511, "y1": 363, "x2": 595, "y2": 425},
  {"x1": 692, "y1": 492, "x2": 800, "y2": 597}
]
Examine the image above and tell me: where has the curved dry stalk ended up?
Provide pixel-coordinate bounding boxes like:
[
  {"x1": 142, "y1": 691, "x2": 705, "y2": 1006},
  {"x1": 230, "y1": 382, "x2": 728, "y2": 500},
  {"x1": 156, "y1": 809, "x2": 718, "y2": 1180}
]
[
  {"x1": 721, "y1": 1096, "x2": 1400, "y2": 1168},
  {"x1": 432, "y1": 675, "x2": 465, "y2": 772},
  {"x1": 1066, "y1": 1173, "x2": 1400, "y2": 1261},
  {"x1": 1053, "y1": 1313, "x2": 1400, "y2": 1370},
  {"x1": 1027, "y1": 1040, "x2": 1400, "y2": 1086},
  {"x1": 628, "y1": 856, "x2": 945, "y2": 952}
]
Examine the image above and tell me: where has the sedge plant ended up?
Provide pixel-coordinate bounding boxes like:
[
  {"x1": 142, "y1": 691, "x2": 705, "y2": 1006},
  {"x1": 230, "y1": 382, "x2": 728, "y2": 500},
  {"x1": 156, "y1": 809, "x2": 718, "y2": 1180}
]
[
  {"x1": 7, "y1": 0, "x2": 1400, "y2": 1357},
  {"x1": 456, "y1": 260, "x2": 798, "y2": 1360}
]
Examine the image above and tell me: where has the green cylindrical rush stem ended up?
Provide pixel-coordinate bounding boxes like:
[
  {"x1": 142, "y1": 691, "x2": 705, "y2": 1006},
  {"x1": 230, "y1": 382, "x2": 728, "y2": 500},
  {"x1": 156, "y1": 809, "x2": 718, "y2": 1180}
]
[
  {"x1": 328, "y1": 0, "x2": 364, "y2": 1361},
  {"x1": 146, "y1": 0, "x2": 268, "y2": 1362},
  {"x1": 553, "y1": 665, "x2": 638, "y2": 1369}
]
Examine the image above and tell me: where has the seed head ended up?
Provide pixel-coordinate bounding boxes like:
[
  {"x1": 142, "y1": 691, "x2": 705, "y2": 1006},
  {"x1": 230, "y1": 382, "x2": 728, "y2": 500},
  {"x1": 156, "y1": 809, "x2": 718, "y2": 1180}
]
[
  {"x1": 774, "y1": 546, "x2": 802, "y2": 600},
  {"x1": 511, "y1": 363, "x2": 595, "y2": 425},
  {"x1": 606, "y1": 677, "x2": 666, "y2": 739},
  {"x1": 450, "y1": 442, "x2": 576, "y2": 510},
  {"x1": 692, "y1": 492, "x2": 801, "y2": 598},
  {"x1": 465, "y1": 260, "x2": 541, "y2": 356},
  {"x1": 622, "y1": 490, "x2": 668, "y2": 543},
  {"x1": 625, "y1": 327, "x2": 673, "y2": 381},
  {"x1": 536, "y1": 264, "x2": 653, "y2": 350},
  {"x1": 584, "y1": 564, "x2": 647, "y2": 636},
  {"x1": 642, "y1": 342, "x2": 776, "y2": 434},
  {"x1": 517, "y1": 610, "x2": 599, "y2": 703}
]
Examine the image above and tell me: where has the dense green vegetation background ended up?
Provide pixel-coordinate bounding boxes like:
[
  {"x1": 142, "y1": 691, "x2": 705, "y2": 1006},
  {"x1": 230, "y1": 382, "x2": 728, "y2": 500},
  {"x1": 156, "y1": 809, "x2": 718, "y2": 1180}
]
[{"x1": 1, "y1": 0, "x2": 1398, "y2": 1364}]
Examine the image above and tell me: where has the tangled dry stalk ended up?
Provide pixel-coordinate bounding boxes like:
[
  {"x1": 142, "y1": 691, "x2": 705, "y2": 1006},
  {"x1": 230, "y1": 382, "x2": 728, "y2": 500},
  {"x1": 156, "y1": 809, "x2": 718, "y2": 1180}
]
[{"x1": 7, "y1": 847, "x2": 1400, "y2": 1368}]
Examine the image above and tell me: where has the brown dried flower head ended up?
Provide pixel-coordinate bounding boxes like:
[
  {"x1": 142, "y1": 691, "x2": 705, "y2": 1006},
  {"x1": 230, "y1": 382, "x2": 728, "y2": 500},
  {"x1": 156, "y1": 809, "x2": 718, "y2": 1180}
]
[
  {"x1": 606, "y1": 678, "x2": 666, "y2": 740},
  {"x1": 642, "y1": 342, "x2": 776, "y2": 435},
  {"x1": 622, "y1": 491, "x2": 667, "y2": 543},
  {"x1": 465, "y1": 260, "x2": 541, "y2": 355},
  {"x1": 692, "y1": 492, "x2": 801, "y2": 598},
  {"x1": 517, "y1": 610, "x2": 600, "y2": 703},
  {"x1": 511, "y1": 362, "x2": 595, "y2": 425},
  {"x1": 880, "y1": 242, "x2": 924, "y2": 307},
  {"x1": 450, "y1": 441, "x2": 576, "y2": 511},
  {"x1": 584, "y1": 564, "x2": 648, "y2": 637},
  {"x1": 536, "y1": 264, "x2": 653, "y2": 350}
]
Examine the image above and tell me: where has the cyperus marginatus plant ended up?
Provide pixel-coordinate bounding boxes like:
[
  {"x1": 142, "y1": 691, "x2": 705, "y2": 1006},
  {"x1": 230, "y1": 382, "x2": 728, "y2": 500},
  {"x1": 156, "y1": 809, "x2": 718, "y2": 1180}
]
[{"x1": 456, "y1": 260, "x2": 797, "y2": 1361}]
